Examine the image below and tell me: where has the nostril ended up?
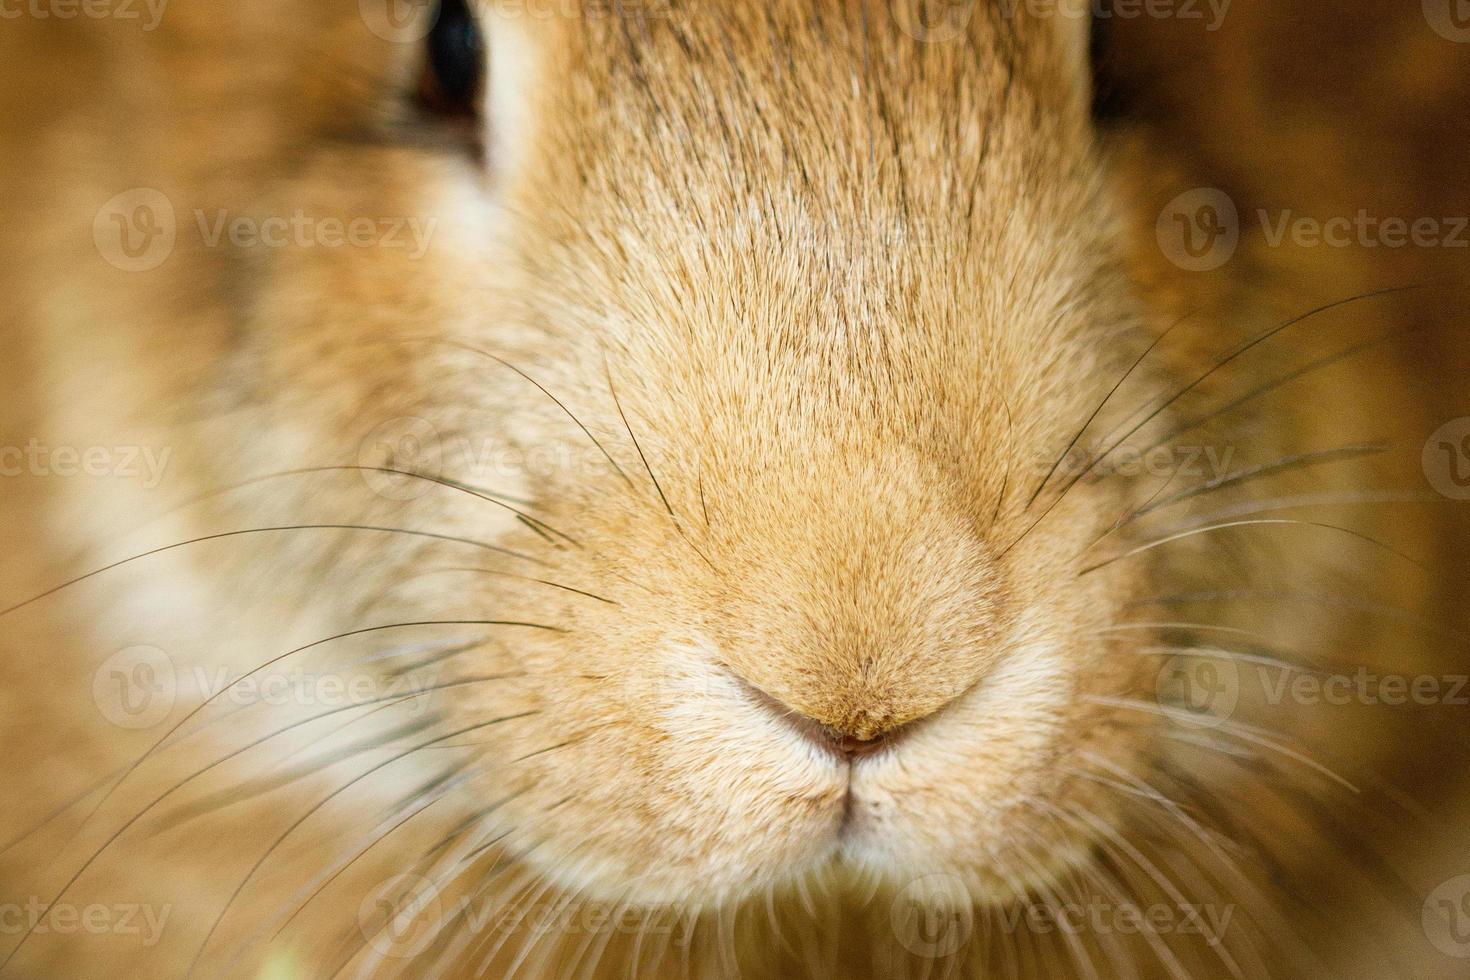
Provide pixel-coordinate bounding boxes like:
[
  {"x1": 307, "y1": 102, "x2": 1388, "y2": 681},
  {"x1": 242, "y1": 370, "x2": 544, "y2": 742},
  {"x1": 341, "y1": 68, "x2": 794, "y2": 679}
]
[
  {"x1": 831, "y1": 731, "x2": 889, "y2": 760},
  {"x1": 731, "y1": 673, "x2": 905, "y2": 762}
]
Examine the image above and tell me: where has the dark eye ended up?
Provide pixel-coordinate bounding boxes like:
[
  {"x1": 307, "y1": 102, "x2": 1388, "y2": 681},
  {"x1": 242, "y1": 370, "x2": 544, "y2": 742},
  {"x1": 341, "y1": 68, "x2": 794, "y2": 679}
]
[{"x1": 419, "y1": 0, "x2": 483, "y2": 117}]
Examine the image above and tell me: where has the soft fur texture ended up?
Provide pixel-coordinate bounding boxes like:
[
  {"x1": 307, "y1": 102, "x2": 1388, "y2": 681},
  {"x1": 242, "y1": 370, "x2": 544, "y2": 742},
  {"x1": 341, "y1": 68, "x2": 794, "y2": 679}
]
[{"x1": 1, "y1": 1, "x2": 1468, "y2": 978}]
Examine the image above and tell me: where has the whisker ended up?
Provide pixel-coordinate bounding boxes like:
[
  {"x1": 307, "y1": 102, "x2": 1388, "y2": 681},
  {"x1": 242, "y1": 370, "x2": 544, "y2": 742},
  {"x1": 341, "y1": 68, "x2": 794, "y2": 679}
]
[
  {"x1": 1002, "y1": 282, "x2": 1432, "y2": 557},
  {"x1": 1156, "y1": 490, "x2": 1447, "y2": 527},
  {"x1": 347, "y1": 635, "x2": 491, "y2": 670},
  {"x1": 1034, "y1": 800, "x2": 1196, "y2": 980},
  {"x1": 1078, "y1": 518, "x2": 1430, "y2": 576},
  {"x1": 459, "y1": 342, "x2": 637, "y2": 491},
  {"x1": 697, "y1": 466, "x2": 711, "y2": 529},
  {"x1": 1092, "y1": 468, "x2": 1188, "y2": 549},
  {"x1": 1130, "y1": 591, "x2": 1468, "y2": 643},
  {"x1": 182, "y1": 713, "x2": 538, "y2": 977},
  {"x1": 149, "y1": 717, "x2": 442, "y2": 835},
  {"x1": 150, "y1": 668, "x2": 534, "y2": 832},
  {"x1": 414, "y1": 565, "x2": 619, "y2": 606},
  {"x1": 0, "y1": 525, "x2": 542, "y2": 619},
  {"x1": 1025, "y1": 314, "x2": 1194, "y2": 509},
  {"x1": 991, "y1": 393, "x2": 1017, "y2": 527},
  {"x1": 603, "y1": 352, "x2": 719, "y2": 573},
  {"x1": 0, "y1": 762, "x2": 131, "y2": 858},
  {"x1": 155, "y1": 464, "x2": 575, "y2": 546},
  {"x1": 1118, "y1": 317, "x2": 1438, "y2": 472},
  {"x1": 1129, "y1": 644, "x2": 1323, "y2": 676},
  {"x1": 1069, "y1": 752, "x2": 1242, "y2": 867},
  {"x1": 214, "y1": 781, "x2": 458, "y2": 975},
  {"x1": 1105, "y1": 443, "x2": 1389, "y2": 535},
  {"x1": 268, "y1": 786, "x2": 522, "y2": 948},
  {"x1": 1087, "y1": 695, "x2": 1360, "y2": 791},
  {"x1": 1094, "y1": 621, "x2": 1269, "y2": 641},
  {"x1": 72, "y1": 620, "x2": 560, "y2": 853},
  {"x1": 0, "y1": 699, "x2": 412, "y2": 971}
]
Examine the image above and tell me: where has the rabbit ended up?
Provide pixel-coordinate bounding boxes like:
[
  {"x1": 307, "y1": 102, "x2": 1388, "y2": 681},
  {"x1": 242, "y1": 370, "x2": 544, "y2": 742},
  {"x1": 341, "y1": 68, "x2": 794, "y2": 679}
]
[{"x1": 1, "y1": 0, "x2": 1468, "y2": 977}]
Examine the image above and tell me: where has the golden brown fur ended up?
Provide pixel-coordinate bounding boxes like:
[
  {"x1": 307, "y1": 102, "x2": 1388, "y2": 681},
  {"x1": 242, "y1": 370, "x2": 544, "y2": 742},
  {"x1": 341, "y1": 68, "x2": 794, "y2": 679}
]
[{"x1": 1, "y1": 1, "x2": 1468, "y2": 977}]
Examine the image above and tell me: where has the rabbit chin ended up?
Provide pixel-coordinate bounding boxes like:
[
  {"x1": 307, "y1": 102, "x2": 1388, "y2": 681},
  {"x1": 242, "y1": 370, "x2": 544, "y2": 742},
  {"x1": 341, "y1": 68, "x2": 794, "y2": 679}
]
[{"x1": 503, "y1": 641, "x2": 1082, "y2": 914}]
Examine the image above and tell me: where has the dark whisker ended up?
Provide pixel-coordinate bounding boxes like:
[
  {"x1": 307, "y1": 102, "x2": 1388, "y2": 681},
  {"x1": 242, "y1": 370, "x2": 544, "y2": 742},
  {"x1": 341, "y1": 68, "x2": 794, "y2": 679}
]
[
  {"x1": 1024, "y1": 315, "x2": 1194, "y2": 509},
  {"x1": 159, "y1": 465, "x2": 576, "y2": 548},
  {"x1": 1100, "y1": 466, "x2": 1187, "y2": 543},
  {"x1": 417, "y1": 566, "x2": 619, "y2": 606},
  {"x1": 1087, "y1": 284, "x2": 1432, "y2": 485},
  {"x1": 148, "y1": 717, "x2": 442, "y2": 835},
  {"x1": 1101, "y1": 443, "x2": 1390, "y2": 540},
  {"x1": 603, "y1": 352, "x2": 719, "y2": 573},
  {"x1": 182, "y1": 712, "x2": 538, "y2": 977},
  {"x1": 0, "y1": 762, "x2": 130, "y2": 859},
  {"x1": 69, "y1": 620, "x2": 560, "y2": 861},
  {"x1": 441, "y1": 339, "x2": 638, "y2": 492},
  {"x1": 697, "y1": 467, "x2": 711, "y2": 529},
  {"x1": 1002, "y1": 283, "x2": 1431, "y2": 558},
  {"x1": 1110, "y1": 320, "x2": 1430, "y2": 474},
  {"x1": 0, "y1": 679, "x2": 518, "y2": 973},
  {"x1": 0, "y1": 525, "x2": 543, "y2": 619},
  {"x1": 386, "y1": 639, "x2": 503, "y2": 675},
  {"x1": 992, "y1": 394, "x2": 1017, "y2": 528},
  {"x1": 264, "y1": 784, "x2": 506, "y2": 946}
]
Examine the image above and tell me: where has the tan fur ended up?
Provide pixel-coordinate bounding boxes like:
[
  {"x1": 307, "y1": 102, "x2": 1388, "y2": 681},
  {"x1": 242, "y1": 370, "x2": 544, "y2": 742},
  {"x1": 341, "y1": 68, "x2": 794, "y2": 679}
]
[{"x1": 1, "y1": 1, "x2": 1468, "y2": 977}]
